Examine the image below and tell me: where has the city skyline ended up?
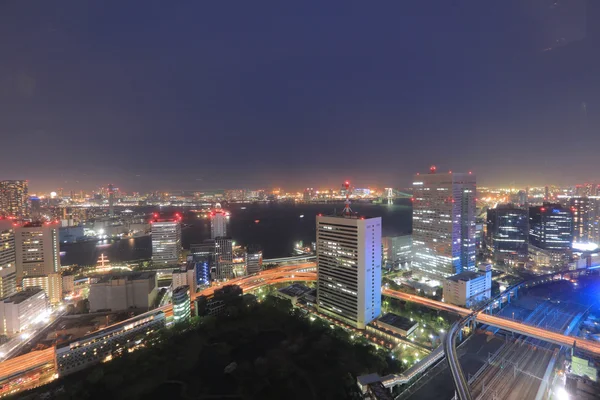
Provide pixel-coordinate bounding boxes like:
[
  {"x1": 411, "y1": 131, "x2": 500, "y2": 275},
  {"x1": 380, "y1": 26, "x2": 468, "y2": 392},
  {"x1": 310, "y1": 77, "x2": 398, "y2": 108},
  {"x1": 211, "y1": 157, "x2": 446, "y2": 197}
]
[{"x1": 1, "y1": 1, "x2": 598, "y2": 192}]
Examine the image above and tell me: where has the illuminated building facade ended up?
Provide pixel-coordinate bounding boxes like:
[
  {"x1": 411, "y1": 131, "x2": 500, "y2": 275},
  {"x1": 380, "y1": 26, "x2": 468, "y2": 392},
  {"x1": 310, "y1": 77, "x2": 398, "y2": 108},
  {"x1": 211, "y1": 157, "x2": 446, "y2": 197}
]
[
  {"x1": 14, "y1": 222, "x2": 60, "y2": 282},
  {"x1": 0, "y1": 288, "x2": 49, "y2": 335},
  {"x1": 0, "y1": 180, "x2": 28, "y2": 218},
  {"x1": 316, "y1": 214, "x2": 382, "y2": 329},
  {"x1": 382, "y1": 235, "x2": 412, "y2": 269},
  {"x1": 570, "y1": 196, "x2": 594, "y2": 243},
  {"x1": 245, "y1": 246, "x2": 262, "y2": 275},
  {"x1": 210, "y1": 206, "x2": 227, "y2": 239},
  {"x1": 22, "y1": 273, "x2": 63, "y2": 304},
  {"x1": 0, "y1": 229, "x2": 16, "y2": 298},
  {"x1": 214, "y1": 237, "x2": 233, "y2": 281},
  {"x1": 151, "y1": 219, "x2": 181, "y2": 265},
  {"x1": 56, "y1": 310, "x2": 166, "y2": 376},
  {"x1": 486, "y1": 204, "x2": 529, "y2": 263},
  {"x1": 529, "y1": 204, "x2": 574, "y2": 251},
  {"x1": 443, "y1": 266, "x2": 492, "y2": 307},
  {"x1": 412, "y1": 169, "x2": 477, "y2": 280},
  {"x1": 172, "y1": 285, "x2": 191, "y2": 323}
]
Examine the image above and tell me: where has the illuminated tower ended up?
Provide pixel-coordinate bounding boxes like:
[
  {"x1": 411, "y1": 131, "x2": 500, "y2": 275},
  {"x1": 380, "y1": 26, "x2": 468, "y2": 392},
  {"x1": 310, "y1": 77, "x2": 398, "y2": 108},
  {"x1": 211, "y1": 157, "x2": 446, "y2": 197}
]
[
  {"x1": 210, "y1": 203, "x2": 227, "y2": 239},
  {"x1": 316, "y1": 181, "x2": 382, "y2": 329},
  {"x1": 412, "y1": 167, "x2": 476, "y2": 280}
]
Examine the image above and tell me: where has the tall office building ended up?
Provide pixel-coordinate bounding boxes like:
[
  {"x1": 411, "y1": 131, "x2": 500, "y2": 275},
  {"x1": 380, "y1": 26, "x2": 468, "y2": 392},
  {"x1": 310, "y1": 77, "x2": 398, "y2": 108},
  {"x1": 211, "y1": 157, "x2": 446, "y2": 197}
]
[
  {"x1": 0, "y1": 230, "x2": 16, "y2": 298},
  {"x1": 570, "y1": 197, "x2": 593, "y2": 243},
  {"x1": 0, "y1": 180, "x2": 28, "y2": 218},
  {"x1": 15, "y1": 222, "x2": 60, "y2": 281},
  {"x1": 214, "y1": 237, "x2": 234, "y2": 281},
  {"x1": 316, "y1": 214, "x2": 382, "y2": 329},
  {"x1": 486, "y1": 204, "x2": 529, "y2": 263},
  {"x1": 29, "y1": 197, "x2": 42, "y2": 220},
  {"x1": 529, "y1": 203, "x2": 574, "y2": 251},
  {"x1": 412, "y1": 168, "x2": 476, "y2": 280},
  {"x1": 151, "y1": 218, "x2": 182, "y2": 265},
  {"x1": 210, "y1": 205, "x2": 227, "y2": 239},
  {"x1": 245, "y1": 246, "x2": 263, "y2": 275}
]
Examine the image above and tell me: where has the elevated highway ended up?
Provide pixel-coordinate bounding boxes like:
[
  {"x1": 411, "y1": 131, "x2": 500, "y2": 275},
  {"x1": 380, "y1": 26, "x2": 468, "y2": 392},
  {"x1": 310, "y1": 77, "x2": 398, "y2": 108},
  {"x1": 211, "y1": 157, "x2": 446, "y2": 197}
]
[{"x1": 382, "y1": 288, "x2": 600, "y2": 356}]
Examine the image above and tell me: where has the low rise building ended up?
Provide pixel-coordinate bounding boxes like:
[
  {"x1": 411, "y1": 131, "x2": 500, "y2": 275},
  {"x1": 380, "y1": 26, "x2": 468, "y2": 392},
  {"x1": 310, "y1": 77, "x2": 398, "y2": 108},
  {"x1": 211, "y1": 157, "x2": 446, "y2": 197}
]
[
  {"x1": 172, "y1": 285, "x2": 191, "y2": 323},
  {"x1": 62, "y1": 274, "x2": 75, "y2": 294},
  {"x1": 88, "y1": 272, "x2": 158, "y2": 312},
  {"x1": 0, "y1": 288, "x2": 49, "y2": 335},
  {"x1": 275, "y1": 283, "x2": 313, "y2": 305},
  {"x1": 56, "y1": 310, "x2": 166, "y2": 376},
  {"x1": 371, "y1": 313, "x2": 418, "y2": 337},
  {"x1": 443, "y1": 267, "x2": 492, "y2": 307}
]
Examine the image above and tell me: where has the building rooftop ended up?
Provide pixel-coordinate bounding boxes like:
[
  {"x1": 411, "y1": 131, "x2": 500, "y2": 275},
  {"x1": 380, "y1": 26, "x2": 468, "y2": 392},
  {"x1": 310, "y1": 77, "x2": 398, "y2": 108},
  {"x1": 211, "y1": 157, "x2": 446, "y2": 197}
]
[
  {"x1": 95, "y1": 272, "x2": 156, "y2": 284},
  {"x1": 446, "y1": 270, "x2": 485, "y2": 283},
  {"x1": 173, "y1": 285, "x2": 189, "y2": 295},
  {"x1": 2, "y1": 288, "x2": 43, "y2": 303},
  {"x1": 278, "y1": 283, "x2": 312, "y2": 298},
  {"x1": 377, "y1": 313, "x2": 417, "y2": 331}
]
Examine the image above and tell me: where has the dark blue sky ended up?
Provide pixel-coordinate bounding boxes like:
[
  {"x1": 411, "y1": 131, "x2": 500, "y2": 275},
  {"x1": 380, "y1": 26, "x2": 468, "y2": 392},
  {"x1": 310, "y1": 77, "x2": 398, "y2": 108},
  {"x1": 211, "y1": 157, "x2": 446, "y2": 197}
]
[{"x1": 0, "y1": 1, "x2": 597, "y2": 193}]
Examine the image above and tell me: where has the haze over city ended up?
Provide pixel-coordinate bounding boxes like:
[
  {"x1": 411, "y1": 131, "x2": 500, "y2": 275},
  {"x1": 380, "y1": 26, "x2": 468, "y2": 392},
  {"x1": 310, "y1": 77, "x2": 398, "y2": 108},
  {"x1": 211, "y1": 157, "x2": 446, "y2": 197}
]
[
  {"x1": 1, "y1": 2, "x2": 600, "y2": 400},
  {"x1": 1, "y1": 1, "x2": 598, "y2": 192}
]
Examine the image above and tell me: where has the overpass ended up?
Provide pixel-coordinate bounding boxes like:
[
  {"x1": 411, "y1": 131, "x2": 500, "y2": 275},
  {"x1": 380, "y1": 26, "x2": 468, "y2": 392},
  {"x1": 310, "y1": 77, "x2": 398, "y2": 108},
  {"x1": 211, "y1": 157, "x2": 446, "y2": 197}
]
[
  {"x1": 262, "y1": 255, "x2": 316, "y2": 264},
  {"x1": 382, "y1": 288, "x2": 600, "y2": 356}
]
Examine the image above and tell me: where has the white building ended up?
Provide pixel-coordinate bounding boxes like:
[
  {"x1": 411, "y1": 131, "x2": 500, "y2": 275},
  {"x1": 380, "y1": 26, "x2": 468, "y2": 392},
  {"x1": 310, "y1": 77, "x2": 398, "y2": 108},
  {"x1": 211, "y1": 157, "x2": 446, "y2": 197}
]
[
  {"x1": 0, "y1": 288, "x2": 49, "y2": 335},
  {"x1": 412, "y1": 168, "x2": 476, "y2": 280},
  {"x1": 151, "y1": 219, "x2": 181, "y2": 265},
  {"x1": 316, "y1": 214, "x2": 382, "y2": 329},
  {"x1": 210, "y1": 207, "x2": 227, "y2": 239},
  {"x1": 0, "y1": 229, "x2": 17, "y2": 298},
  {"x1": 15, "y1": 222, "x2": 60, "y2": 281},
  {"x1": 443, "y1": 267, "x2": 491, "y2": 308},
  {"x1": 88, "y1": 272, "x2": 158, "y2": 312},
  {"x1": 22, "y1": 273, "x2": 63, "y2": 304}
]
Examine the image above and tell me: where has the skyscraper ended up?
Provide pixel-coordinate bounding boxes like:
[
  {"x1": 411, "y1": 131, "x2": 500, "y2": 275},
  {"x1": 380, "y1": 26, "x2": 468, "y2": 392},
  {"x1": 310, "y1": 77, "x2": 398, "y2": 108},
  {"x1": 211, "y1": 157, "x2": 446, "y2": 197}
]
[
  {"x1": 210, "y1": 204, "x2": 227, "y2": 239},
  {"x1": 570, "y1": 197, "x2": 593, "y2": 243},
  {"x1": 214, "y1": 237, "x2": 233, "y2": 281},
  {"x1": 0, "y1": 180, "x2": 28, "y2": 218},
  {"x1": 245, "y1": 245, "x2": 263, "y2": 275},
  {"x1": 151, "y1": 218, "x2": 182, "y2": 265},
  {"x1": 486, "y1": 204, "x2": 529, "y2": 263},
  {"x1": 0, "y1": 229, "x2": 16, "y2": 298},
  {"x1": 529, "y1": 204, "x2": 573, "y2": 251},
  {"x1": 14, "y1": 222, "x2": 60, "y2": 281},
  {"x1": 412, "y1": 168, "x2": 476, "y2": 280},
  {"x1": 316, "y1": 214, "x2": 382, "y2": 330}
]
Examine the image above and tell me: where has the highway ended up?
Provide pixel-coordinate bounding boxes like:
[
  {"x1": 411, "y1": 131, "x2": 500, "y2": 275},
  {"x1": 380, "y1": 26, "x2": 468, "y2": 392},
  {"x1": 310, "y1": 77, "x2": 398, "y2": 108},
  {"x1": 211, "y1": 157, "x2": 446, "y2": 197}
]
[{"x1": 382, "y1": 288, "x2": 600, "y2": 356}]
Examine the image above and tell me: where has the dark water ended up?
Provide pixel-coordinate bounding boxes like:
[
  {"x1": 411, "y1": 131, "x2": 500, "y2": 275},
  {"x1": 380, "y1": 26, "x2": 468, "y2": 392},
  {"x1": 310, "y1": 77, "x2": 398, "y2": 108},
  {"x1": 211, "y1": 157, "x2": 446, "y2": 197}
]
[{"x1": 60, "y1": 201, "x2": 412, "y2": 266}]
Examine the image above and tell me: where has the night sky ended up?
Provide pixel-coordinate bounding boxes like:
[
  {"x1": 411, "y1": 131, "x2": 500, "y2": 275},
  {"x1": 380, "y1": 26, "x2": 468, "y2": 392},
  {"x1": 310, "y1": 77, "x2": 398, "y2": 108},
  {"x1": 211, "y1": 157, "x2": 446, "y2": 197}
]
[{"x1": 1, "y1": 1, "x2": 597, "y2": 192}]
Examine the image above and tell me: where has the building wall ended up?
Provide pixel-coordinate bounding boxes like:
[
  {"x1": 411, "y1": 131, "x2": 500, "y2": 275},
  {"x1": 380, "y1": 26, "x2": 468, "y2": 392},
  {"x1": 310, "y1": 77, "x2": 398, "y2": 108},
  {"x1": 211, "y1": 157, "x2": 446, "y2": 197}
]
[
  {"x1": 88, "y1": 275, "x2": 157, "y2": 312},
  {"x1": 151, "y1": 221, "x2": 181, "y2": 265},
  {"x1": 0, "y1": 180, "x2": 28, "y2": 218},
  {"x1": 22, "y1": 273, "x2": 63, "y2": 304},
  {"x1": 14, "y1": 223, "x2": 60, "y2": 281},
  {"x1": 0, "y1": 289, "x2": 48, "y2": 335},
  {"x1": 316, "y1": 215, "x2": 381, "y2": 329},
  {"x1": 412, "y1": 172, "x2": 476, "y2": 280},
  {"x1": 211, "y1": 211, "x2": 227, "y2": 239},
  {"x1": 443, "y1": 270, "x2": 491, "y2": 307}
]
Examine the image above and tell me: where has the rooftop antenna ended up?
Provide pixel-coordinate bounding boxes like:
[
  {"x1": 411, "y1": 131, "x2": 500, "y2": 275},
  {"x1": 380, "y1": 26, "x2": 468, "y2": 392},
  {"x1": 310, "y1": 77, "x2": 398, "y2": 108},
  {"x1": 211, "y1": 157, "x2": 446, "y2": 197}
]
[{"x1": 343, "y1": 180, "x2": 352, "y2": 215}]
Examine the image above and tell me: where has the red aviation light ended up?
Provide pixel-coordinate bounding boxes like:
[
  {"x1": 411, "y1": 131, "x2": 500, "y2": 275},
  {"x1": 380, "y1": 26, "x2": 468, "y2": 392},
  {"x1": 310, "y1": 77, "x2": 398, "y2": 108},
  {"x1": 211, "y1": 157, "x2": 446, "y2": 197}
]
[{"x1": 540, "y1": 207, "x2": 546, "y2": 212}]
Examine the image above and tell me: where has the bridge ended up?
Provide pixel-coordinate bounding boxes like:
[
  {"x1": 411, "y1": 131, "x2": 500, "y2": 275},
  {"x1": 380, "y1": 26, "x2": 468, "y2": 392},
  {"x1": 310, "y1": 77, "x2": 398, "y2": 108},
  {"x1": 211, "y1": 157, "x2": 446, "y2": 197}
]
[{"x1": 262, "y1": 255, "x2": 316, "y2": 265}]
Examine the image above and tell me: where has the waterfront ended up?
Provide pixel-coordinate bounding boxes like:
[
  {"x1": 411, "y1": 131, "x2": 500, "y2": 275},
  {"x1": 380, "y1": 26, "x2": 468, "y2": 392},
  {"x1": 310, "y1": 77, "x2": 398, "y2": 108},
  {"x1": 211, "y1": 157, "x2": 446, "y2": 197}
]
[{"x1": 60, "y1": 201, "x2": 412, "y2": 266}]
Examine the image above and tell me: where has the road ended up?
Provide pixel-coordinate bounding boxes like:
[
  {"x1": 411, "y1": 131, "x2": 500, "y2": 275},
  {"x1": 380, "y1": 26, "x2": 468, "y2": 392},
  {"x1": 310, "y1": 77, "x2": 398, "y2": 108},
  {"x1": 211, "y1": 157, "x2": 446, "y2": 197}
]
[{"x1": 382, "y1": 289, "x2": 600, "y2": 356}]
